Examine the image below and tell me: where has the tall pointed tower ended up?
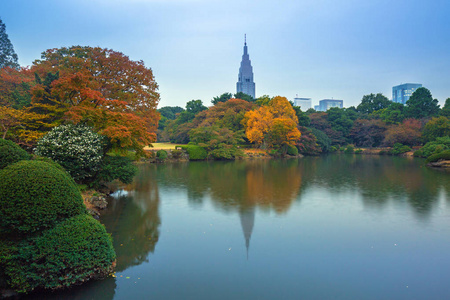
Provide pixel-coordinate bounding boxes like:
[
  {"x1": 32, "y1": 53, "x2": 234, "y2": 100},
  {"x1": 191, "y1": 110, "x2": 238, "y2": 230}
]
[{"x1": 236, "y1": 35, "x2": 255, "y2": 98}]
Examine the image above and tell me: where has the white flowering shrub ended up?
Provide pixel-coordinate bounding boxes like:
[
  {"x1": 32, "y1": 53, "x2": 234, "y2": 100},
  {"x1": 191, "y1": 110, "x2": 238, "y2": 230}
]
[{"x1": 35, "y1": 124, "x2": 106, "y2": 182}]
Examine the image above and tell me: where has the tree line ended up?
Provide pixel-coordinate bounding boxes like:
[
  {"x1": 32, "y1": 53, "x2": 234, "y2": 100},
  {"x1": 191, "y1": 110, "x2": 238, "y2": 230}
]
[{"x1": 158, "y1": 90, "x2": 450, "y2": 159}]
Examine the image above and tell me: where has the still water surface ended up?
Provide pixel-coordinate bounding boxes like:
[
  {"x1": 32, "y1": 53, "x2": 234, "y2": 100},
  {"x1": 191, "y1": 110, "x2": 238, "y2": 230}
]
[{"x1": 34, "y1": 155, "x2": 450, "y2": 299}]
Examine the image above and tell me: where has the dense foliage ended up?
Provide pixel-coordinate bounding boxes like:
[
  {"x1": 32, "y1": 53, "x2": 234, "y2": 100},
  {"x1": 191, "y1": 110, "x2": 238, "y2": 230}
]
[
  {"x1": 0, "y1": 45, "x2": 160, "y2": 154},
  {"x1": 180, "y1": 145, "x2": 208, "y2": 160},
  {"x1": 96, "y1": 155, "x2": 138, "y2": 185},
  {"x1": 34, "y1": 124, "x2": 105, "y2": 181},
  {"x1": 157, "y1": 86, "x2": 448, "y2": 161},
  {"x1": 2, "y1": 214, "x2": 115, "y2": 293},
  {"x1": 0, "y1": 138, "x2": 30, "y2": 169},
  {"x1": 0, "y1": 160, "x2": 86, "y2": 234}
]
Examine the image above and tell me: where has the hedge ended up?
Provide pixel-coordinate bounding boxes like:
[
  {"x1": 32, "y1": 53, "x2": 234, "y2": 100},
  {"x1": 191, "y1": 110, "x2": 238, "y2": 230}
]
[
  {"x1": 426, "y1": 150, "x2": 450, "y2": 163},
  {"x1": 0, "y1": 160, "x2": 86, "y2": 234},
  {"x1": 2, "y1": 214, "x2": 115, "y2": 293},
  {"x1": 0, "y1": 138, "x2": 30, "y2": 169},
  {"x1": 179, "y1": 145, "x2": 207, "y2": 160}
]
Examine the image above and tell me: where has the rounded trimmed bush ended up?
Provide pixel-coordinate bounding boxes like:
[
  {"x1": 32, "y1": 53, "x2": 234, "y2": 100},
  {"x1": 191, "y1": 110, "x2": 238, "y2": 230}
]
[
  {"x1": 34, "y1": 124, "x2": 106, "y2": 182},
  {"x1": 156, "y1": 150, "x2": 168, "y2": 160},
  {"x1": 3, "y1": 214, "x2": 116, "y2": 293},
  {"x1": 183, "y1": 145, "x2": 207, "y2": 160},
  {"x1": 0, "y1": 160, "x2": 86, "y2": 234},
  {"x1": 0, "y1": 138, "x2": 30, "y2": 169}
]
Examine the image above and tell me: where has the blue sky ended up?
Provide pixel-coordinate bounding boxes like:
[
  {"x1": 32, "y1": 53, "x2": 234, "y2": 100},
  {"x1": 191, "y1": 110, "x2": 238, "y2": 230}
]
[{"x1": 1, "y1": 0, "x2": 449, "y2": 108}]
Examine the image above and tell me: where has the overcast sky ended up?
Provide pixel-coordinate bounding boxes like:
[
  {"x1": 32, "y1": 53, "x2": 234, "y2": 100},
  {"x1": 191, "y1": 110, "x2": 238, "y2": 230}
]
[{"x1": 1, "y1": 0, "x2": 449, "y2": 108}]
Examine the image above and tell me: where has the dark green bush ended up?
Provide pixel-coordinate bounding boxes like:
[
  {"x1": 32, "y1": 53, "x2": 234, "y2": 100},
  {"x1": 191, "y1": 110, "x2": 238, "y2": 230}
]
[
  {"x1": 2, "y1": 214, "x2": 115, "y2": 294},
  {"x1": 0, "y1": 138, "x2": 30, "y2": 169},
  {"x1": 156, "y1": 150, "x2": 168, "y2": 160},
  {"x1": 31, "y1": 155, "x2": 66, "y2": 172},
  {"x1": 390, "y1": 143, "x2": 411, "y2": 155},
  {"x1": 344, "y1": 145, "x2": 354, "y2": 154},
  {"x1": 426, "y1": 150, "x2": 450, "y2": 163},
  {"x1": 416, "y1": 136, "x2": 450, "y2": 158},
  {"x1": 355, "y1": 149, "x2": 363, "y2": 154},
  {"x1": 287, "y1": 145, "x2": 299, "y2": 156},
  {"x1": 0, "y1": 160, "x2": 86, "y2": 234},
  {"x1": 413, "y1": 150, "x2": 423, "y2": 157},
  {"x1": 185, "y1": 145, "x2": 207, "y2": 160},
  {"x1": 96, "y1": 155, "x2": 138, "y2": 185}
]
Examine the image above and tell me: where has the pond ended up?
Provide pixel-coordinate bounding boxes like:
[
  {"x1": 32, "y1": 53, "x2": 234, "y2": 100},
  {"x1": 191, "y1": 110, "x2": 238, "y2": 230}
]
[{"x1": 29, "y1": 155, "x2": 450, "y2": 300}]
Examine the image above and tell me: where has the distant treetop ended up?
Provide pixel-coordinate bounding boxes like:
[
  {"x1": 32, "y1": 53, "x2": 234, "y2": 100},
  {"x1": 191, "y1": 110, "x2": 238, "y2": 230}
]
[{"x1": 0, "y1": 18, "x2": 19, "y2": 69}]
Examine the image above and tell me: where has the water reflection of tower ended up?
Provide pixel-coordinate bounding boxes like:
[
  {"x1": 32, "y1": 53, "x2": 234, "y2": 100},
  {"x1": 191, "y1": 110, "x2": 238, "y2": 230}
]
[{"x1": 239, "y1": 207, "x2": 255, "y2": 259}]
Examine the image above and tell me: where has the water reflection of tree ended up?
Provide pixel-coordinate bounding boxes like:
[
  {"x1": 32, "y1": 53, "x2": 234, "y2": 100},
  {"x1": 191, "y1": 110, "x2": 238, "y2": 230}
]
[
  {"x1": 155, "y1": 160, "x2": 303, "y2": 214},
  {"x1": 300, "y1": 155, "x2": 450, "y2": 217},
  {"x1": 23, "y1": 277, "x2": 117, "y2": 300},
  {"x1": 101, "y1": 165, "x2": 161, "y2": 272}
]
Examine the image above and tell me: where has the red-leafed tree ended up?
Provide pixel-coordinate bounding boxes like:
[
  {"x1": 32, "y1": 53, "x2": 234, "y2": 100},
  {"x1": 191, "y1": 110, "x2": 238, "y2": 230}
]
[
  {"x1": 383, "y1": 118, "x2": 423, "y2": 146},
  {"x1": 28, "y1": 46, "x2": 160, "y2": 152}
]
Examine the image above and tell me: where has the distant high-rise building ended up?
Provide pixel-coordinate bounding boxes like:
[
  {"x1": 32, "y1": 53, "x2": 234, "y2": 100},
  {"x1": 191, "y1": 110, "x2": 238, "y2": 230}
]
[
  {"x1": 293, "y1": 97, "x2": 311, "y2": 111},
  {"x1": 236, "y1": 35, "x2": 255, "y2": 99},
  {"x1": 314, "y1": 105, "x2": 320, "y2": 111},
  {"x1": 317, "y1": 99, "x2": 343, "y2": 111},
  {"x1": 392, "y1": 83, "x2": 422, "y2": 104}
]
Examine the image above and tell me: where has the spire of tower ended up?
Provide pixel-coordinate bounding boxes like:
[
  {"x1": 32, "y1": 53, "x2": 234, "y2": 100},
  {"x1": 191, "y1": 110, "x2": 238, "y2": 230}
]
[{"x1": 245, "y1": 34, "x2": 246, "y2": 46}]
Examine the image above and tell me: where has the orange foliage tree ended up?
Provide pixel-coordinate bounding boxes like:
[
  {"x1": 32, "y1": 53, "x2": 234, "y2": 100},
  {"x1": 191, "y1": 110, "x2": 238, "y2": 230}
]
[
  {"x1": 243, "y1": 96, "x2": 301, "y2": 153},
  {"x1": 26, "y1": 46, "x2": 160, "y2": 152},
  {"x1": 383, "y1": 118, "x2": 423, "y2": 146}
]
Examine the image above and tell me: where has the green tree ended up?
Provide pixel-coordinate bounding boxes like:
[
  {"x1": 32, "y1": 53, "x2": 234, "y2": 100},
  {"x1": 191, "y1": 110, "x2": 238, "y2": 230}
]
[
  {"x1": 441, "y1": 98, "x2": 450, "y2": 118},
  {"x1": 289, "y1": 101, "x2": 311, "y2": 127},
  {"x1": 357, "y1": 93, "x2": 390, "y2": 114},
  {"x1": 0, "y1": 18, "x2": 19, "y2": 69},
  {"x1": 405, "y1": 87, "x2": 440, "y2": 119},
  {"x1": 211, "y1": 92, "x2": 232, "y2": 105},
  {"x1": 234, "y1": 92, "x2": 254, "y2": 102},
  {"x1": 422, "y1": 116, "x2": 450, "y2": 142},
  {"x1": 373, "y1": 102, "x2": 406, "y2": 124},
  {"x1": 158, "y1": 106, "x2": 184, "y2": 120}
]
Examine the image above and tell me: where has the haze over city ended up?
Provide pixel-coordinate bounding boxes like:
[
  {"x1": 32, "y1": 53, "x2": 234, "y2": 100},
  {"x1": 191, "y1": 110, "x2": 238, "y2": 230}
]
[{"x1": 1, "y1": 0, "x2": 450, "y2": 107}]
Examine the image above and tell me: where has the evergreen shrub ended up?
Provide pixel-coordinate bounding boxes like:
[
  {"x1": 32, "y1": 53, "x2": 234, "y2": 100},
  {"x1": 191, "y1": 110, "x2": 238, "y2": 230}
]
[
  {"x1": 0, "y1": 160, "x2": 86, "y2": 234},
  {"x1": 34, "y1": 124, "x2": 106, "y2": 182},
  {"x1": 344, "y1": 145, "x2": 354, "y2": 154},
  {"x1": 156, "y1": 150, "x2": 168, "y2": 160},
  {"x1": 416, "y1": 136, "x2": 450, "y2": 158},
  {"x1": 426, "y1": 150, "x2": 450, "y2": 163},
  {"x1": 2, "y1": 214, "x2": 115, "y2": 294},
  {"x1": 0, "y1": 138, "x2": 30, "y2": 169},
  {"x1": 390, "y1": 143, "x2": 411, "y2": 155},
  {"x1": 287, "y1": 145, "x2": 299, "y2": 156},
  {"x1": 96, "y1": 156, "x2": 138, "y2": 185},
  {"x1": 180, "y1": 145, "x2": 207, "y2": 160}
]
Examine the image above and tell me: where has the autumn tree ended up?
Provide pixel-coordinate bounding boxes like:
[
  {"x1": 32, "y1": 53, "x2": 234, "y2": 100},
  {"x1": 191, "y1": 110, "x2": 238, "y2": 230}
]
[
  {"x1": 26, "y1": 46, "x2": 160, "y2": 152},
  {"x1": 0, "y1": 18, "x2": 19, "y2": 69},
  {"x1": 349, "y1": 119, "x2": 387, "y2": 147},
  {"x1": 243, "y1": 96, "x2": 301, "y2": 153},
  {"x1": 383, "y1": 118, "x2": 423, "y2": 146}
]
